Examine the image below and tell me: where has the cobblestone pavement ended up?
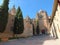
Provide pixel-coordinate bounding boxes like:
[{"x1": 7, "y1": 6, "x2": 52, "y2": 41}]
[{"x1": 0, "y1": 35, "x2": 60, "y2": 45}]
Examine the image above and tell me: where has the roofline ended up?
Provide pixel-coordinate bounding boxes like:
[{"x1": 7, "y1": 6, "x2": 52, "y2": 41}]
[{"x1": 50, "y1": 0, "x2": 58, "y2": 26}]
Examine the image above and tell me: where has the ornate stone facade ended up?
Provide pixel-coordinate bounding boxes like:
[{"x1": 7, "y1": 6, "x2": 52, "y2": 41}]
[{"x1": 36, "y1": 10, "x2": 50, "y2": 34}]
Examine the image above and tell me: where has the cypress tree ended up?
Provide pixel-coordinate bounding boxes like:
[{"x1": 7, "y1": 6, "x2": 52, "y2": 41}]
[
  {"x1": 0, "y1": 0, "x2": 9, "y2": 33},
  {"x1": 13, "y1": 7, "x2": 24, "y2": 34},
  {"x1": 32, "y1": 24, "x2": 35, "y2": 35},
  {"x1": 36, "y1": 20, "x2": 40, "y2": 35}
]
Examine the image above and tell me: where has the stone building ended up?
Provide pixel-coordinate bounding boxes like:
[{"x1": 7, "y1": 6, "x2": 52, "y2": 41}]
[
  {"x1": 19, "y1": 16, "x2": 33, "y2": 37},
  {"x1": 0, "y1": 6, "x2": 50, "y2": 38},
  {"x1": 50, "y1": 0, "x2": 60, "y2": 39},
  {"x1": 0, "y1": 6, "x2": 16, "y2": 38},
  {"x1": 0, "y1": 6, "x2": 33, "y2": 38},
  {"x1": 36, "y1": 10, "x2": 50, "y2": 34},
  {"x1": 13, "y1": 16, "x2": 33, "y2": 37},
  {"x1": 32, "y1": 18, "x2": 37, "y2": 35}
]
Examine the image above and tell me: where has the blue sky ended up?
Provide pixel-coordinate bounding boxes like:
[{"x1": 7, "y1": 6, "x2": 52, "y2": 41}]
[{"x1": 0, "y1": 0, "x2": 54, "y2": 18}]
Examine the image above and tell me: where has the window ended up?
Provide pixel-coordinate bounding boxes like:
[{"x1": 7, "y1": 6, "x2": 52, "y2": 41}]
[{"x1": 40, "y1": 15, "x2": 43, "y2": 18}]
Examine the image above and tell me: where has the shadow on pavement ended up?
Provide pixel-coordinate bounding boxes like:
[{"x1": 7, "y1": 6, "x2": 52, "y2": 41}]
[{"x1": 0, "y1": 34, "x2": 56, "y2": 45}]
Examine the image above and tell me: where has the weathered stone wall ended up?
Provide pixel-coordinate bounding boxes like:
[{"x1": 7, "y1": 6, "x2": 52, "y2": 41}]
[
  {"x1": 16, "y1": 19, "x2": 33, "y2": 37},
  {"x1": 0, "y1": 14, "x2": 15, "y2": 38},
  {"x1": 0, "y1": 7, "x2": 50, "y2": 38},
  {"x1": 36, "y1": 10, "x2": 50, "y2": 34},
  {"x1": 0, "y1": 15, "x2": 33, "y2": 38},
  {"x1": 50, "y1": 4, "x2": 60, "y2": 39}
]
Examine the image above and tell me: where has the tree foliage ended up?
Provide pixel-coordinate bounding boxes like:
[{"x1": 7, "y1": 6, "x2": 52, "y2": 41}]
[
  {"x1": 33, "y1": 24, "x2": 35, "y2": 35},
  {"x1": 0, "y1": 0, "x2": 9, "y2": 33},
  {"x1": 13, "y1": 7, "x2": 24, "y2": 34},
  {"x1": 36, "y1": 20, "x2": 40, "y2": 35}
]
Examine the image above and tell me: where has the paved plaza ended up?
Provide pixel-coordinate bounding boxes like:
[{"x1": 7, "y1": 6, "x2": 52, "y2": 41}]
[{"x1": 0, "y1": 35, "x2": 60, "y2": 45}]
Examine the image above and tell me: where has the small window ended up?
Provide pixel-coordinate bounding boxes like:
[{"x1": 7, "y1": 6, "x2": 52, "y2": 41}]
[
  {"x1": 12, "y1": 19, "x2": 14, "y2": 22},
  {"x1": 40, "y1": 15, "x2": 43, "y2": 18}
]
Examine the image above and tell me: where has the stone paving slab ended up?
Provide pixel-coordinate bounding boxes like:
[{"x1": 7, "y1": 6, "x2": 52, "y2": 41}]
[{"x1": 0, "y1": 35, "x2": 60, "y2": 45}]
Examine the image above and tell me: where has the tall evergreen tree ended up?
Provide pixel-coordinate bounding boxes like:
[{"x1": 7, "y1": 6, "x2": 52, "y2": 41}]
[
  {"x1": 13, "y1": 7, "x2": 24, "y2": 34},
  {"x1": 0, "y1": 0, "x2": 9, "y2": 32},
  {"x1": 32, "y1": 24, "x2": 35, "y2": 35},
  {"x1": 36, "y1": 20, "x2": 40, "y2": 35}
]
